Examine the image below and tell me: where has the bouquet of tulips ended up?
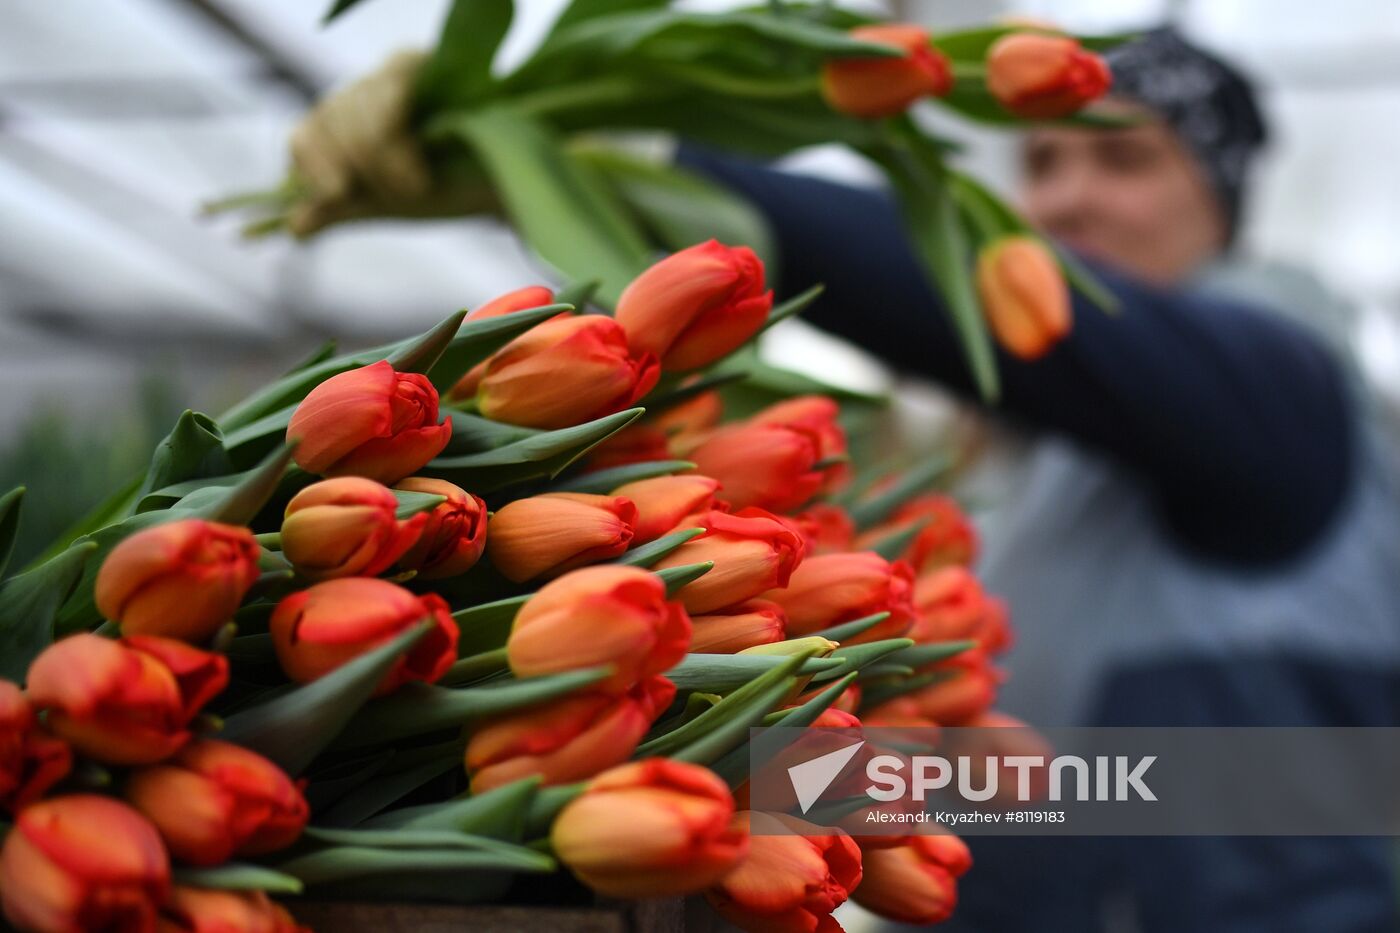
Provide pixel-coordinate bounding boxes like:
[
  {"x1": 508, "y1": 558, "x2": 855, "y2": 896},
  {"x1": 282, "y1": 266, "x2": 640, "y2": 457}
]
[
  {"x1": 219, "y1": 0, "x2": 1126, "y2": 398},
  {"x1": 0, "y1": 240, "x2": 1023, "y2": 932}
]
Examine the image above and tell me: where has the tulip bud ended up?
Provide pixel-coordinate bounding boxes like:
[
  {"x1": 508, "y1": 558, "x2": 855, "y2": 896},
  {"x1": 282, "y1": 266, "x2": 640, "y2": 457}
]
[
  {"x1": 467, "y1": 676, "x2": 674, "y2": 792},
  {"x1": 476, "y1": 315, "x2": 660, "y2": 430},
  {"x1": 688, "y1": 424, "x2": 823, "y2": 514},
  {"x1": 159, "y1": 886, "x2": 306, "y2": 933},
  {"x1": 615, "y1": 240, "x2": 773, "y2": 371},
  {"x1": 651, "y1": 508, "x2": 805, "y2": 614},
  {"x1": 690, "y1": 600, "x2": 787, "y2": 653},
  {"x1": 765, "y1": 552, "x2": 917, "y2": 644},
  {"x1": 26, "y1": 634, "x2": 227, "y2": 765},
  {"x1": 739, "y1": 635, "x2": 838, "y2": 660},
  {"x1": 125, "y1": 738, "x2": 308, "y2": 866},
  {"x1": 280, "y1": 477, "x2": 427, "y2": 581},
  {"x1": 553, "y1": 759, "x2": 746, "y2": 898},
  {"x1": 0, "y1": 795, "x2": 169, "y2": 932},
  {"x1": 909, "y1": 567, "x2": 1000, "y2": 652},
  {"x1": 269, "y1": 578, "x2": 458, "y2": 696},
  {"x1": 287, "y1": 360, "x2": 452, "y2": 484},
  {"x1": 853, "y1": 830, "x2": 972, "y2": 924},
  {"x1": 585, "y1": 423, "x2": 673, "y2": 471},
  {"x1": 450, "y1": 286, "x2": 560, "y2": 400},
  {"x1": 651, "y1": 389, "x2": 723, "y2": 444},
  {"x1": 986, "y1": 32, "x2": 1111, "y2": 119},
  {"x1": 392, "y1": 477, "x2": 488, "y2": 579},
  {"x1": 976, "y1": 235, "x2": 1072, "y2": 359},
  {"x1": 706, "y1": 811, "x2": 862, "y2": 933},
  {"x1": 791, "y1": 503, "x2": 856, "y2": 555},
  {"x1": 486, "y1": 493, "x2": 636, "y2": 583},
  {"x1": 95, "y1": 518, "x2": 260, "y2": 643},
  {"x1": 976, "y1": 596, "x2": 1014, "y2": 655},
  {"x1": 747, "y1": 395, "x2": 850, "y2": 494},
  {"x1": 862, "y1": 695, "x2": 940, "y2": 730},
  {"x1": 611, "y1": 475, "x2": 720, "y2": 544},
  {"x1": 507, "y1": 565, "x2": 690, "y2": 693},
  {"x1": 908, "y1": 648, "x2": 1001, "y2": 725},
  {"x1": 0, "y1": 682, "x2": 70, "y2": 814},
  {"x1": 857, "y1": 493, "x2": 977, "y2": 572},
  {"x1": 822, "y1": 24, "x2": 953, "y2": 118}
]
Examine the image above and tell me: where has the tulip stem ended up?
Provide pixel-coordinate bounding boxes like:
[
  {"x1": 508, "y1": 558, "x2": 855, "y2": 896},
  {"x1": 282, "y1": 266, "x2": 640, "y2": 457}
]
[
  {"x1": 254, "y1": 532, "x2": 282, "y2": 549},
  {"x1": 441, "y1": 648, "x2": 511, "y2": 686},
  {"x1": 951, "y1": 62, "x2": 988, "y2": 82}
]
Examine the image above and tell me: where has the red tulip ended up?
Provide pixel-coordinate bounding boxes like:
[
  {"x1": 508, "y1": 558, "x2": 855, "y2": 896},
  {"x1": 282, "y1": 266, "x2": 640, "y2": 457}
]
[
  {"x1": 862, "y1": 695, "x2": 940, "y2": 731},
  {"x1": 466, "y1": 676, "x2": 674, "y2": 792},
  {"x1": 615, "y1": 240, "x2": 773, "y2": 371},
  {"x1": 611, "y1": 475, "x2": 720, "y2": 543},
  {"x1": 507, "y1": 566, "x2": 690, "y2": 693},
  {"x1": 822, "y1": 24, "x2": 953, "y2": 118},
  {"x1": 159, "y1": 886, "x2": 306, "y2": 933},
  {"x1": 651, "y1": 508, "x2": 805, "y2": 614},
  {"x1": 287, "y1": 360, "x2": 452, "y2": 483},
  {"x1": 553, "y1": 759, "x2": 746, "y2": 898},
  {"x1": 486, "y1": 493, "x2": 637, "y2": 583},
  {"x1": 907, "y1": 648, "x2": 1001, "y2": 725},
  {"x1": 791, "y1": 504, "x2": 856, "y2": 556},
  {"x1": 748, "y1": 395, "x2": 850, "y2": 494},
  {"x1": 976, "y1": 235, "x2": 1072, "y2": 359},
  {"x1": 852, "y1": 830, "x2": 972, "y2": 924},
  {"x1": 585, "y1": 423, "x2": 673, "y2": 471},
  {"x1": 0, "y1": 682, "x2": 70, "y2": 814},
  {"x1": 450, "y1": 285, "x2": 560, "y2": 401},
  {"x1": 26, "y1": 635, "x2": 227, "y2": 765},
  {"x1": 857, "y1": 493, "x2": 977, "y2": 572},
  {"x1": 908, "y1": 566, "x2": 988, "y2": 644},
  {"x1": 269, "y1": 578, "x2": 457, "y2": 696},
  {"x1": 651, "y1": 389, "x2": 723, "y2": 442},
  {"x1": 95, "y1": 518, "x2": 260, "y2": 643},
  {"x1": 125, "y1": 738, "x2": 307, "y2": 866},
  {"x1": 986, "y1": 32, "x2": 1111, "y2": 119},
  {"x1": 393, "y1": 477, "x2": 488, "y2": 579},
  {"x1": 707, "y1": 811, "x2": 862, "y2": 933},
  {"x1": 765, "y1": 552, "x2": 917, "y2": 644},
  {"x1": 0, "y1": 795, "x2": 169, "y2": 933},
  {"x1": 688, "y1": 423, "x2": 823, "y2": 513},
  {"x1": 476, "y1": 315, "x2": 660, "y2": 429},
  {"x1": 690, "y1": 600, "x2": 787, "y2": 653},
  {"x1": 280, "y1": 476, "x2": 427, "y2": 581}
]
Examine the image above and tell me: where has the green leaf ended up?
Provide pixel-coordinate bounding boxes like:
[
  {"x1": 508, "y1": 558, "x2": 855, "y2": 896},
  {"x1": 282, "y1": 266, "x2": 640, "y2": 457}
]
[
  {"x1": 453, "y1": 595, "x2": 529, "y2": 655},
  {"x1": 613, "y1": 527, "x2": 704, "y2": 569},
  {"x1": 0, "y1": 487, "x2": 24, "y2": 581},
  {"x1": 761, "y1": 283, "x2": 825, "y2": 334},
  {"x1": 0, "y1": 542, "x2": 95, "y2": 681},
  {"x1": 426, "y1": 304, "x2": 571, "y2": 392},
  {"x1": 174, "y1": 863, "x2": 304, "y2": 894},
  {"x1": 812, "y1": 638, "x2": 915, "y2": 683},
  {"x1": 365, "y1": 775, "x2": 538, "y2": 834},
  {"x1": 23, "y1": 475, "x2": 143, "y2": 571},
  {"x1": 810, "y1": 611, "x2": 890, "y2": 643},
  {"x1": 322, "y1": 0, "x2": 372, "y2": 23},
  {"x1": 331, "y1": 668, "x2": 610, "y2": 752},
  {"x1": 1051, "y1": 239, "x2": 1121, "y2": 314},
  {"x1": 418, "y1": 0, "x2": 515, "y2": 111},
  {"x1": 886, "y1": 639, "x2": 976, "y2": 670},
  {"x1": 195, "y1": 443, "x2": 298, "y2": 526},
  {"x1": 133, "y1": 411, "x2": 232, "y2": 512},
  {"x1": 423, "y1": 407, "x2": 644, "y2": 491},
  {"x1": 666, "y1": 652, "x2": 840, "y2": 694},
  {"x1": 769, "y1": 672, "x2": 859, "y2": 728},
  {"x1": 549, "y1": 459, "x2": 695, "y2": 494},
  {"x1": 276, "y1": 844, "x2": 553, "y2": 886},
  {"x1": 441, "y1": 107, "x2": 652, "y2": 305},
  {"x1": 668, "y1": 667, "x2": 804, "y2": 767},
  {"x1": 441, "y1": 647, "x2": 510, "y2": 686},
  {"x1": 847, "y1": 454, "x2": 954, "y2": 530},
  {"x1": 654, "y1": 561, "x2": 713, "y2": 596},
  {"x1": 392, "y1": 489, "x2": 447, "y2": 520},
  {"x1": 553, "y1": 279, "x2": 600, "y2": 312},
  {"x1": 385, "y1": 310, "x2": 467, "y2": 375},
  {"x1": 302, "y1": 827, "x2": 535, "y2": 856},
  {"x1": 859, "y1": 669, "x2": 957, "y2": 710},
  {"x1": 864, "y1": 516, "x2": 928, "y2": 562},
  {"x1": 220, "y1": 623, "x2": 431, "y2": 775}
]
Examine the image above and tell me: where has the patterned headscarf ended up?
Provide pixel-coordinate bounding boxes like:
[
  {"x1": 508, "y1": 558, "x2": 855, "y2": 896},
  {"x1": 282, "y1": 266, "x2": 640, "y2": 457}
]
[{"x1": 1106, "y1": 27, "x2": 1269, "y2": 241}]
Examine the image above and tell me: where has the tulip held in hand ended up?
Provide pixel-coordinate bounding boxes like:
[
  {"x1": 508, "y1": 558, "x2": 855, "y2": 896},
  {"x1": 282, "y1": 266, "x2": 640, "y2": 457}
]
[
  {"x1": 822, "y1": 24, "x2": 953, "y2": 119},
  {"x1": 280, "y1": 476, "x2": 428, "y2": 581},
  {"x1": 486, "y1": 492, "x2": 637, "y2": 583},
  {"x1": 553, "y1": 759, "x2": 747, "y2": 898},
  {"x1": 95, "y1": 518, "x2": 260, "y2": 643},
  {"x1": 393, "y1": 477, "x2": 488, "y2": 579},
  {"x1": 269, "y1": 577, "x2": 458, "y2": 696},
  {"x1": 986, "y1": 32, "x2": 1112, "y2": 119},
  {"x1": 0, "y1": 682, "x2": 70, "y2": 814},
  {"x1": 25, "y1": 634, "x2": 228, "y2": 765},
  {"x1": 287, "y1": 359, "x2": 452, "y2": 483},
  {"x1": 976, "y1": 235, "x2": 1072, "y2": 360}
]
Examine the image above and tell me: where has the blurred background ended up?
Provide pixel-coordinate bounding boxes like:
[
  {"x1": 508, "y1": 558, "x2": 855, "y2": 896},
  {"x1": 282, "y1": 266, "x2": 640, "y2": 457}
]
[{"x1": 3, "y1": 0, "x2": 1398, "y2": 564}]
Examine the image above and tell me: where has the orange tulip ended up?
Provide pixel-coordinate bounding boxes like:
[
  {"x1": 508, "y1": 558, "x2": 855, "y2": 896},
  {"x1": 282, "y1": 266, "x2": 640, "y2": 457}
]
[
  {"x1": 615, "y1": 240, "x2": 773, "y2": 371},
  {"x1": 476, "y1": 315, "x2": 660, "y2": 430},
  {"x1": 611, "y1": 475, "x2": 720, "y2": 543},
  {"x1": 688, "y1": 423, "x2": 823, "y2": 513},
  {"x1": 159, "y1": 886, "x2": 306, "y2": 933},
  {"x1": 280, "y1": 476, "x2": 427, "y2": 581},
  {"x1": 0, "y1": 682, "x2": 70, "y2": 814},
  {"x1": 486, "y1": 493, "x2": 637, "y2": 583},
  {"x1": 986, "y1": 32, "x2": 1111, "y2": 119},
  {"x1": 95, "y1": 518, "x2": 260, "y2": 643},
  {"x1": 707, "y1": 811, "x2": 862, "y2": 933},
  {"x1": 976, "y1": 596, "x2": 1014, "y2": 655},
  {"x1": 651, "y1": 508, "x2": 805, "y2": 614},
  {"x1": 287, "y1": 360, "x2": 452, "y2": 484},
  {"x1": 553, "y1": 759, "x2": 746, "y2": 898},
  {"x1": 862, "y1": 695, "x2": 940, "y2": 730},
  {"x1": 791, "y1": 503, "x2": 856, "y2": 555},
  {"x1": 507, "y1": 565, "x2": 690, "y2": 693},
  {"x1": 908, "y1": 648, "x2": 1001, "y2": 725},
  {"x1": 976, "y1": 235, "x2": 1072, "y2": 359},
  {"x1": 125, "y1": 738, "x2": 308, "y2": 866},
  {"x1": 393, "y1": 477, "x2": 488, "y2": 579},
  {"x1": 765, "y1": 552, "x2": 917, "y2": 644},
  {"x1": 651, "y1": 389, "x2": 723, "y2": 444},
  {"x1": 26, "y1": 634, "x2": 227, "y2": 765},
  {"x1": 950, "y1": 710, "x2": 1053, "y2": 806},
  {"x1": 466, "y1": 676, "x2": 674, "y2": 792},
  {"x1": 0, "y1": 795, "x2": 169, "y2": 932},
  {"x1": 269, "y1": 578, "x2": 457, "y2": 696},
  {"x1": 853, "y1": 831, "x2": 972, "y2": 924},
  {"x1": 748, "y1": 395, "x2": 850, "y2": 494},
  {"x1": 857, "y1": 493, "x2": 977, "y2": 572},
  {"x1": 450, "y1": 285, "x2": 560, "y2": 400},
  {"x1": 822, "y1": 24, "x2": 953, "y2": 118},
  {"x1": 908, "y1": 566, "x2": 987, "y2": 644},
  {"x1": 584, "y1": 423, "x2": 673, "y2": 471},
  {"x1": 690, "y1": 599, "x2": 787, "y2": 653}
]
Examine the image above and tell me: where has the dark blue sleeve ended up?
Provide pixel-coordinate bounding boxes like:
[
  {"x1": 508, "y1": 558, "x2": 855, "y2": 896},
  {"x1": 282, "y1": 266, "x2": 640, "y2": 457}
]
[{"x1": 677, "y1": 145, "x2": 1355, "y2": 567}]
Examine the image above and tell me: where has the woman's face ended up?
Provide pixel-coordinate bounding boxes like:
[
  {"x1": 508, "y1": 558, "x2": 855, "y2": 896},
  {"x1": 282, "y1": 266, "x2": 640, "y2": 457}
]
[{"x1": 1020, "y1": 105, "x2": 1228, "y2": 286}]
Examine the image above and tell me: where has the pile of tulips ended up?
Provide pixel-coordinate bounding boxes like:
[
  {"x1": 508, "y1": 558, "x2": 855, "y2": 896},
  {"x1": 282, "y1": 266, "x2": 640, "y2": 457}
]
[{"x1": 0, "y1": 239, "x2": 1026, "y2": 932}]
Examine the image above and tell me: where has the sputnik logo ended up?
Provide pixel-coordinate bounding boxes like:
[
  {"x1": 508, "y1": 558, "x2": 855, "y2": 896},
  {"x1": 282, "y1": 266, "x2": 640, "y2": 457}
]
[{"x1": 787, "y1": 740, "x2": 865, "y2": 814}]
